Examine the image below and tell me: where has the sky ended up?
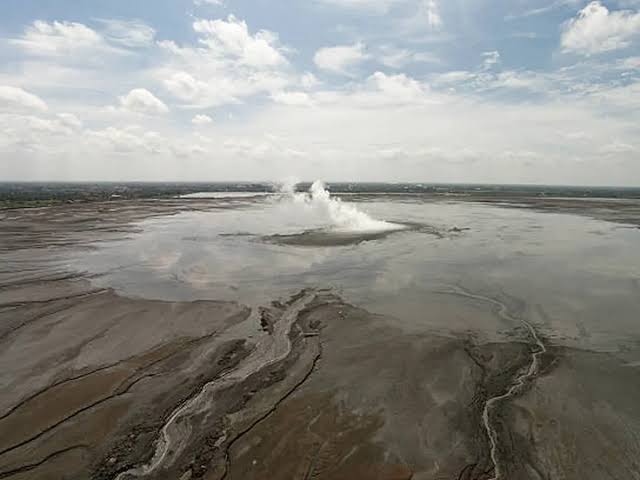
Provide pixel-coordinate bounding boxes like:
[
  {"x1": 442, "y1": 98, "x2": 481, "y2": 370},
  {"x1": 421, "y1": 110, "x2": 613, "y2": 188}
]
[{"x1": 0, "y1": 0, "x2": 639, "y2": 185}]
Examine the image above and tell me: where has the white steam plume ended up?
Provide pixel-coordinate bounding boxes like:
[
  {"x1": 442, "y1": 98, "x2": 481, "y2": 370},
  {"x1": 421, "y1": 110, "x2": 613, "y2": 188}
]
[{"x1": 281, "y1": 180, "x2": 404, "y2": 233}]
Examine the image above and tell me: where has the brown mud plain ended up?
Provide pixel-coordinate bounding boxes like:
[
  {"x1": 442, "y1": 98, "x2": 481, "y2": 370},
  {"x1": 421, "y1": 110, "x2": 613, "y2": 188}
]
[{"x1": 1, "y1": 195, "x2": 640, "y2": 480}]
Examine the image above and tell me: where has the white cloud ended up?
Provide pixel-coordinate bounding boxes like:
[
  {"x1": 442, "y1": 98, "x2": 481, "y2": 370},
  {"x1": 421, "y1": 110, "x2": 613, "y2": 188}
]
[
  {"x1": 10, "y1": 20, "x2": 107, "y2": 56},
  {"x1": 193, "y1": 15, "x2": 287, "y2": 67},
  {"x1": 192, "y1": 114, "x2": 213, "y2": 125},
  {"x1": 22, "y1": 116, "x2": 73, "y2": 135},
  {"x1": 172, "y1": 142, "x2": 208, "y2": 158},
  {"x1": 314, "y1": 0, "x2": 403, "y2": 13},
  {"x1": 301, "y1": 72, "x2": 321, "y2": 89},
  {"x1": 0, "y1": 113, "x2": 76, "y2": 153},
  {"x1": 118, "y1": 88, "x2": 169, "y2": 115},
  {"x1": 1, "y1": 4, "x2": 639, "y2": 184},
  {"x1": 600, "y1": 140, "x2": 637, "y2": 154},
  {"x1": 271, "y1": 91, "x2": 314, "y2": 107},
  {"x1": 365, "y1": 72, "x2": 428, "y2": 103},
  {"x1": 194, "y1": 0, "x2": 224, "y2": 5},
  {"x1": 155, "y1": 16, "x2": 294, "y2": 108},
  {"x1": 156, "y1": 42, "x2": 291, "y2": 106},
  {"x1": 222, "y1": 135, "x2": 308, "y2": 162},
  {"x1": 0, "y1": 85, "x2": 48, "y2": 112},
  {"x1": 377, "y1": 45, "x2": 440, "y2": 68},
  {"x1": 586, "y1": 79, "x2": 640, "y2": 110},
  {"x1": 482, "y1": 50, "x2": 501, "y2": 69},
  {"x1": 88, "y1": 126, "x2": 164, "y2": 154},
  {"x1": 307, "y1": 71, "x2": 433, "y2": 108},
  {"x1": 620, "y1": 56, "x2": 640, "y2": 69},
  {"x1": 431, "y1": 70, "x2": 476, "y2": 86},
  {"x1": 314, "y1": 42, "x2": 368, "y2": 75},
  {"x1": 561, "y1": 1, "x2": 640, "y2": 55},
  {"x1": 56, "y1": 113, "x2": 83, "y2": 129},
  {"x1": 424, "y1": 0, "x2": 443, "y2": 28},
  {"x1": 98, "y1": 19, "x2": 156, "y2": 48},
  {"x1": 505, "y1": 0, "x2": 583, "y2": 21},
  {"x1": 163, "y1": 71, "x2": 206, "y2": 101},
  {"x1": 492, "y1": 71, "x2": 549, "y2": 90},
  {"x1": 399, "y1": 0, "x2": 445, "y2": 33}
]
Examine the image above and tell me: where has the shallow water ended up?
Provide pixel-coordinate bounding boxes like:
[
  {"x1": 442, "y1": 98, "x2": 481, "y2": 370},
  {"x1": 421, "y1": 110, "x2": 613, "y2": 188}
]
[{"x1": 70, "y1": 195, "x2": 640, "y2": 352}]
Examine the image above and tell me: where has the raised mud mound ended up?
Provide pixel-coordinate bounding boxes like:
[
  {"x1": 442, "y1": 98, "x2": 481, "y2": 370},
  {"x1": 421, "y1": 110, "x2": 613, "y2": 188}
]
[{"x1": 261, "y1": 222, "x2": 443, "y2": 246}]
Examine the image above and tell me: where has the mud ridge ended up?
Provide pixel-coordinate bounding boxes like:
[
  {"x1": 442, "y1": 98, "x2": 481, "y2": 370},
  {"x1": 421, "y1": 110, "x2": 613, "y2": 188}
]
[
  {"x1": 115, "y1": 292, "x2": 317, "y2": 479},
  {"x1": 0, "y1": 332, "x2": 218, "y2": 459},
  {"x1": 435, "y1": 285, "x2": 547, "y2": 480},
  {"x1": 221, "y1": 341, "x2": 323, "y2": 480}
]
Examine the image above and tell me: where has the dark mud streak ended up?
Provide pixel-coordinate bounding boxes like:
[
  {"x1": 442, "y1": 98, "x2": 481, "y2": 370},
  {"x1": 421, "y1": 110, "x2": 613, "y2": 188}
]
[
  {"x1": 0, "y1": 272, "x2": 87, "y2": 291},
  {"x1": 0, "y1": 332, "x2": 219, "y2": 459},
  {"x1": 0, "y1": 289, "x2": 109, "y2": 308},
  {"x1": 0, "y1": 445, "x2": 89, "y2": 479},
  {"x1": 0, "y1": 300, "x2": 85, "y2": 345},
  {"x1": 464, "y1": 345, "x2": 487, "y2": 375},
  {"x1": 1, "y1": 309, "x2": 131, "y2": 419},
  {"x1": 0, "y1": 267, "x2": 44, "y2": 275},
  {"x1": 0, "y1": 362, "x2": 119, "y2": 421},
  {"x1": 303, "y1": 442, "x2": 324, "y2": 480},
  {"x1": 457, "y1": 463, "x2": 477, "y2": 480},
  {"x1": 435, "y1": 285, "x2": 547, "y2": 480},
  {"x1": 101, "y1": 339, "x2": 250, "y2": 480},
  {"x1": 460, "y1": 346, "x2": 495, "y2": 480},
  {"x1": 221, "y1": 341, "x2": 323, "y2": 480},
  {"x1": 0, "y1": 373, "x2": 156, "y2": 459},
  {"x1": 299, "y1": 391, "x2": 328, "y2": 480}
]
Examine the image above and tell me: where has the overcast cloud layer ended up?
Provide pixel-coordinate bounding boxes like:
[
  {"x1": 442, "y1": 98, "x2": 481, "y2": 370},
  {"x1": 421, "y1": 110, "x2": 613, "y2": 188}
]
[{"x1": 0, "y1": 0, "x2": 639, "y2": 185}]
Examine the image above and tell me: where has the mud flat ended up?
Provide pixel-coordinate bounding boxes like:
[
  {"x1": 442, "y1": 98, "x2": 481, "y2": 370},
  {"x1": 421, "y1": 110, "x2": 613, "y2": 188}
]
[{"x1": 1, "y1": 198, "x2": 640, "y2": 480}]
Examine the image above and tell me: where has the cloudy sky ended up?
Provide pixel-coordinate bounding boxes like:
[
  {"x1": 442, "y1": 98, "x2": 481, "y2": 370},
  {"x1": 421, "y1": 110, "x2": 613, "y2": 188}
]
[{"x1": 0, "y1": 0, "x2": 639, "y2": 185}]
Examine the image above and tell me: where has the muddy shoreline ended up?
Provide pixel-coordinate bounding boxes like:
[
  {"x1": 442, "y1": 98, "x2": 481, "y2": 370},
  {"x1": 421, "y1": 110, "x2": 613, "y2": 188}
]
[{"x1": 1, "y1": 198, "x2": 640, "y2": 479}]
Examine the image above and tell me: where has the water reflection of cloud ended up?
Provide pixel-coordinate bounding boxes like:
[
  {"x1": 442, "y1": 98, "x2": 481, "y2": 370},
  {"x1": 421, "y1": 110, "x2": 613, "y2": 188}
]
[{"x1": 69, "y1": 199, "x2": 640, "y2": 349}]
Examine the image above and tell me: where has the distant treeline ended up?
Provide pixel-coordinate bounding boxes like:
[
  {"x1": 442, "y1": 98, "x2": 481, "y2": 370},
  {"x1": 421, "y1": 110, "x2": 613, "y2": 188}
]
[
  {"x1": 1, "y1": 182, "x2": 639, "y2": 209},
  {"x1": 0, "y1": 182, "x2": 272, "y2": 209},
  {"x1": 295, "y1": 182, "x2": 640, "y2": 198}
]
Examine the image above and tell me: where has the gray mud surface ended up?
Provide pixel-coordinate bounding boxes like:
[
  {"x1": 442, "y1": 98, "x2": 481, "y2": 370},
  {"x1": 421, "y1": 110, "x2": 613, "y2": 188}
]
[{"x1": 1, "y1": 197, "x2": 639, "y2": 480}]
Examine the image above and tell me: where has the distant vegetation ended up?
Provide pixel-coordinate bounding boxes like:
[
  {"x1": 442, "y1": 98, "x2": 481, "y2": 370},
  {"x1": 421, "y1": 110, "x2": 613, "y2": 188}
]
[
  {"x1": 0, "y1": 182, "x2": 271, "y2": 209},
  {"x1": 1, "y1": 182, "x2": 639, "y2": 210}
]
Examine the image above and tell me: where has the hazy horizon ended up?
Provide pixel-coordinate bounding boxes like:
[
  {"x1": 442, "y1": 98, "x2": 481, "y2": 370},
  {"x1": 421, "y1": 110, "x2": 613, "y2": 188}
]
[{"x1": 2, "y1": 179, "x2": 640, "y2": 189}]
